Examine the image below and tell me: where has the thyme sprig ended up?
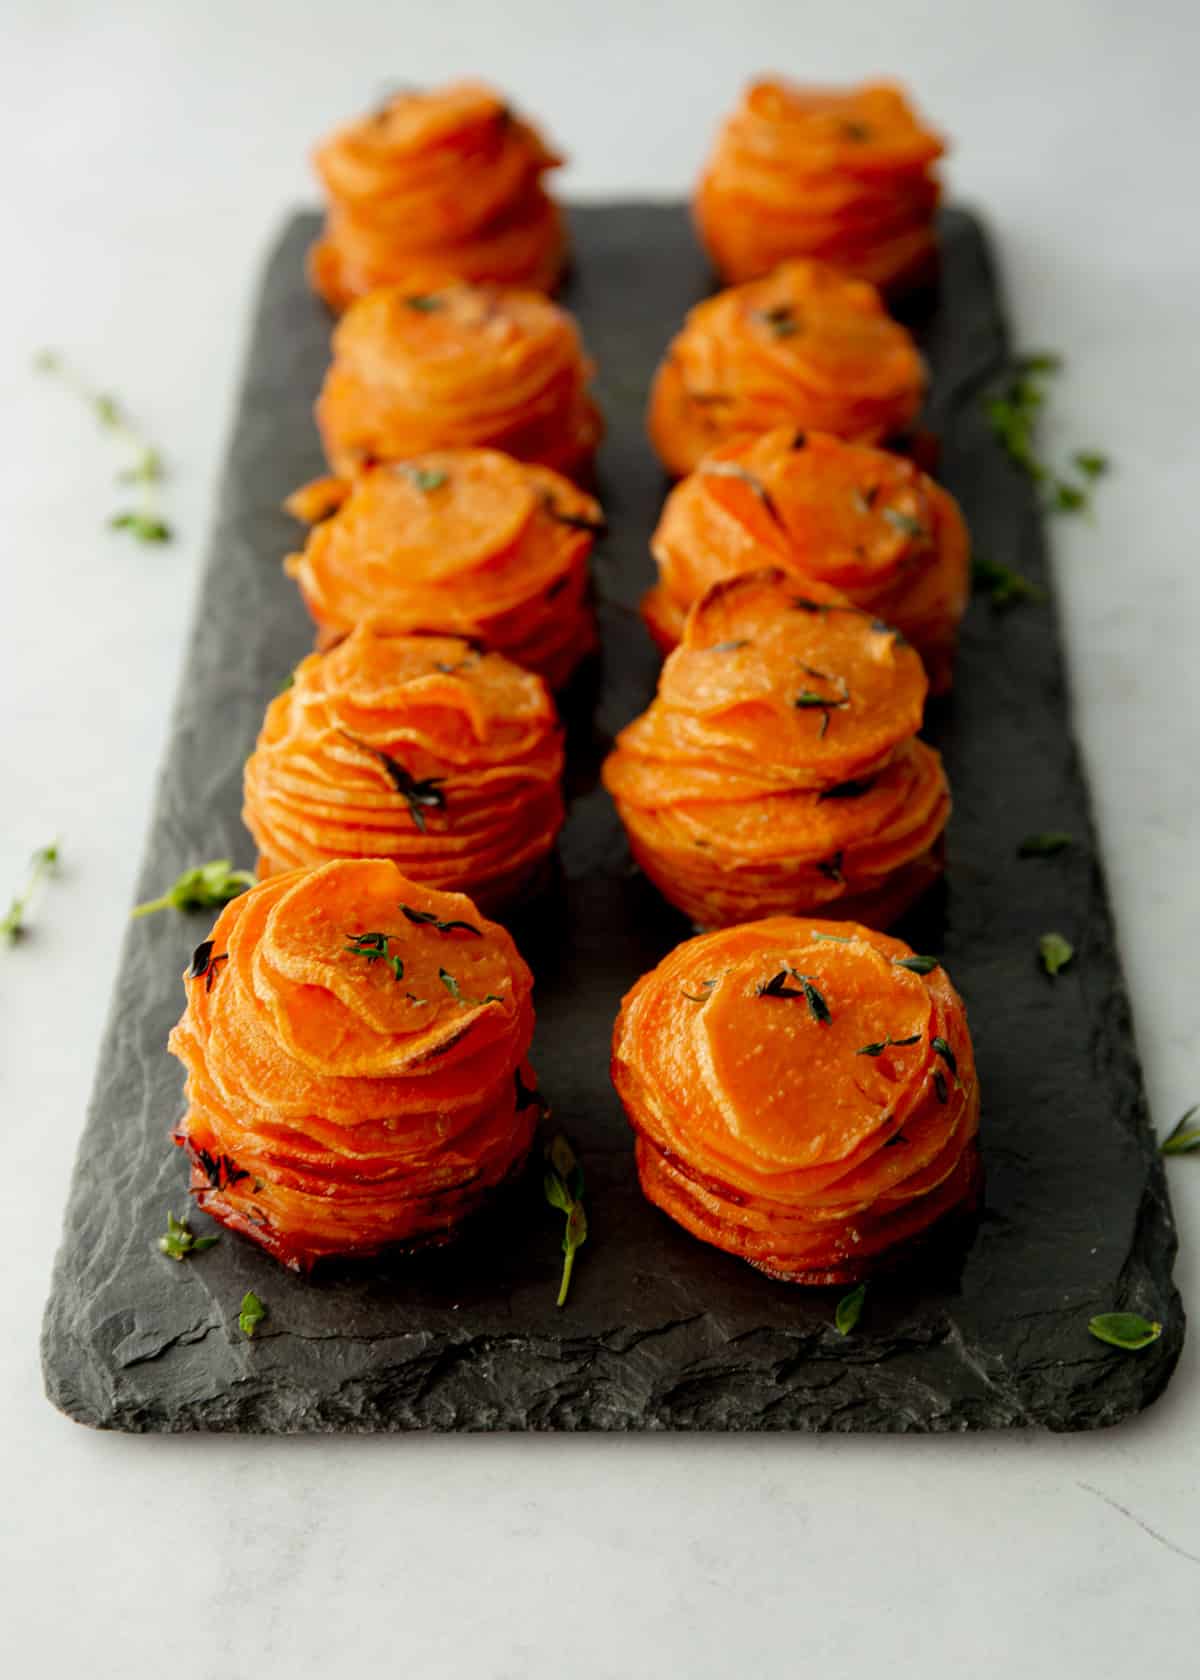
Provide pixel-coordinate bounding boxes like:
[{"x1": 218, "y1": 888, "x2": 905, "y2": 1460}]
[
  {"x1": 543, "y1": 1132, "x2": 587, "y2": 1308},
  {"x1": 1, "y1": 841, "x2": 60, "y2": 944},
  {"x1": 857, "y1": 1033, "x2": 921, "y2": 1057},
  {"x1": 158, "y1": 1211, "x2": 219, "y2": 1261},
  {"x1": 399, "y1": 904, "x2": 481, "y2": 936},
  {"x1": 35, "y1": 349, "x2": 171, "y2": 541},
  {"x1": 188, "y1": 940, "x2": 229, "y2": 991},
  {"x1": 345, "y1": 931, "x2": 405, "y2": 982},
  {"x1": 982, "y1": 351, "x2": 1108, "y2": 516},
  {"x1": 794, "y1": 668, "x2": 850, "y2": 737},
  {"x1": 342, "y1": 734, "x2": 447, "y2": 831},
  {"x1": 133, "y1": 859, "x2": 254, "y2": 919}
]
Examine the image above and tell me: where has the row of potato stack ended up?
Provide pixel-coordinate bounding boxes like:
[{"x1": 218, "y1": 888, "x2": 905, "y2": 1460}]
[{"x1": 169, "y1": 77, "x2": 981, "y2": 1289}]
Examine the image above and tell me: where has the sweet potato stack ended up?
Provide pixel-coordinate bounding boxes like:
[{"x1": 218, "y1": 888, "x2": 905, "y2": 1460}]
[
  {"x1": 611, "y1": 917, "x2": 980, "y2": 1283},
  {"x1": 243, "y1": 625, "x2": 565, "y2": 911},
  {"x1": 695, "y1": 79, "x2": 945, "y2": 292},
  {"x1": 644, "y1": 427, "x2": 969, "y2": 692},
  {"x1": 309, "y1": 80, "x2": 566, "y2": 312},
  {"x1": 285, "y1": 450, "x2": 601, "y2": 690},
  {"x1": 647, "y1": 259, "x2": 925, "y2": 477},
  {"x1": 603, "y1": 569, "x2": 949, "y2": 929},
  {"x1": 316, "y1": 281, "x2": 602, "y2": 481},
  {"x1": 167, "y1": 859, "x2": 540, "y2": 1270}
]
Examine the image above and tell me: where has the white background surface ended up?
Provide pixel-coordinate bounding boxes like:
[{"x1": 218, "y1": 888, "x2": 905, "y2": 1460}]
[{"x1": 2, "y1": 1, "x2": 1198, "y2": 1673}]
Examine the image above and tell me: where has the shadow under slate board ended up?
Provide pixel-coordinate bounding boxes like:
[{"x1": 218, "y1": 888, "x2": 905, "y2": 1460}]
[{"x1": 42, "y1": 204, "x2": 1183, "y2": 1433}]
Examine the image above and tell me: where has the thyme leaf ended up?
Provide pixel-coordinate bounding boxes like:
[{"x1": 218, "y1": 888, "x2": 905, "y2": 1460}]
[
  {"x1": 931, "y1": 1036, "x2": 958, "y2": 1077},
  {"x1": 973, "y1": 556, "x2": 1047, "y2": 609},
  {"x1": 881, "y1": 507, "x2": 926, "y2": 540},
  {"x1": 894, "y1": 955, "x2": 939, "y2": 975},
  {"x1": 343, "y1": 735, "x2": 446, "y2": 832},
  {"x1": 757, "y1": 967, "x2": 831, "y2": 1024},
  {"x1": 835, "y1": 1283, "x2": 866, "y2": 1336},
  {"x1": 399, "y1": 904, "x2": 481, "y2": 936},
  {"x1": 856, "y1": 1034, "x2": 921, "y2": 1057},
  {"x1": 405, "y1": 293, "x2": 443, "y2": 312},
  {"x1": 187, "y1": 940, "x2": 229, "y2": 992},
  {"x1": 238, "y1": 1291, "x2": 267, "y2": 1338},
  {"x1": 133, "y1": 859, "x2": 253, "y2": 919},
  {"x1": 1161, "y1": 1105, "x2": 1200, "y2": 1156},
  {"x1": 400, "y1": 465, "x2": 449, "y2": 493},
  {"x1": 1087, "y1": 1312, "x2": 1162, "y2": 1351},
  {"x1": 1018, "y1": 831, "x2": 1073, "y2": 857},
  {"x1": 1039, "y1": 931, "x2": 1074, "y2": 976}
]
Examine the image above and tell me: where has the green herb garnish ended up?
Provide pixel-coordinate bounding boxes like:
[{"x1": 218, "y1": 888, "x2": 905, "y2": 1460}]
[
  {"x1": 1039, "y1": 932, "x2": 1074, "y2": 976},
  {"x1": 405, "y1": 293, "x2": 443, "y2": 312},
  {"x1": 757, "y1": 304, "x2": 800, "y2": 338},
  {"x1": 973, "y1": 556, "x2": 1047, "y2": 609},
  {"x1": 706, "y1": 639, "x2": 751, "y2": 654},
  {"x1": 1018, "y1": 831, "x2": 1073, "y2": 857},
  {"x1": 401, "y1": 466, "x2": 449, "y2": 493},
  {"x1": 342, "y1": 735, "x2": 446, "y2": 831},
  {"x1": 758, "y1": 967, "x2": 831, "y2": 1024},
  {"x1": 699, "y1": 459, "x2": 780, "y2": 521},
  {"x1": 1, "y1": 841, "x2": 60, "y2": 945},
  {"x1": 894, "y1": 955, "x2": 939, "y2": 975},
  {"x1": 188, "y1": 939, "x2": 229, "y2": 991},
  {"x1": 1160, "y1": 1105, "x2": 1200, "y2": 1156},
  {"x1": 1087, "y1": 1312, "x2": 1162, "y2": 1351},
  {"x1": 133, "y1": 859, "x2": 253, "y2": 919},
  {"x1": 543, "y1": 1132, "x2": 587, "y2": 1308},
  {"x1": 344, "y1": 931, "x2": 405, "y2": 981},
  {"x1": 681, "y1": 977, "x2": 718, "y2": 1003},
  {"x1": 238, "y1": 1291, "x2": 267, "y2": 1337},
  {"x1": 399, "y1": 904, "x2": 481, "y2": 936},
  {"x1": 881, "y1": 507, "x2": 926, "y2": 540},
  {"x1": 835, "y1": 1283, "x2": 866, "y2": 1335},
  {"x1": 35, "y1": 349, "x2": 172, "y2": 541},
  {"x1": 158, "y1": 1211, "x2": 219, "y2": 1261},
  {"x1": 982, "y1": 352, "x2": 1108, "y2": 515},
  {"x1": 857, "y1": 1034, "x2": 921, "y2": 1057},
  {"x1": 931, "y1": 1036, "x2": 958, "y2": 1077}
]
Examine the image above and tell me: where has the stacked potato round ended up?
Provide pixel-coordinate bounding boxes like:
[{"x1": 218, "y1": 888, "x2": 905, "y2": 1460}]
[
  {"x1": 316, "y1": 282, "x2": 602, "y2": 481},
  {"x1": 309, "y1": 80, "x2": 566, "y2": 311},
  {"x1": 167, "y1": 859, "x2": 539, "y2": 1270},
  {"x1": 645, "y1": 427, "x2": 969, "y2": 692},
  {"x1": 611, "y1": 917, "x2": 980, "y2": 1283},
  {"x1": 647, "y1": 259, "x2": 925, "y2": 477},
  {"x1": 243, "y1": 626, "x2": 564, "y2": 911},
  {"x1": 695, "y1": 79, "x2": 945, "y2": 292},
  {"x1": 285, "y1": 451, "x2": 601, "y2": 689},
  {"x1": 603, "y1": 569, "x2": 949, "y2": 929}
]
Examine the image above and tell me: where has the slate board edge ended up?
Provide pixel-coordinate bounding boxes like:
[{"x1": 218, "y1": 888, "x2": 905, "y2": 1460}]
[{"x1": 40, "y1": 203, "x2": 1184, "y2": 1434}]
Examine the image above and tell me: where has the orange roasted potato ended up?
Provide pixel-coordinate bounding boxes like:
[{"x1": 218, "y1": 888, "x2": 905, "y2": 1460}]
[
  {"x1": 695, "y1": 79, "x2": 945, "y2": 292},
  {"x1": 603, "y1": 569, "x2": 949, "y2": 929},
  {"x1": 244, "y1": 626, "x2": 565, "y2": 911},
  {"x1": 168, "y1": 859, "x2": 540, "y2": 1270},
  {"x1": 285, "y1": 450, "x2": 601, "y2": 690},
  {"x1": 310, "y1": 80, "x2": 566, "y2": 311},
  {"x1": 647, "y1": 260, "x2": 925, "y2": 477},
  {"x1": 612, "y1": 916, "x2": 980, "y2": 1283},
  {"x1": 645, "y1": 427, "x2": 969, "y2": 692},
  {"x1": 316, "y1": 282, "x2": 602, "y2": 482}
]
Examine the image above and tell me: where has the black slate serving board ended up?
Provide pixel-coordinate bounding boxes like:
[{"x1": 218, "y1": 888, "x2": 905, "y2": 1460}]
[{"x1": 42, "y1": 205, "x2": 1183, "y2": 1432}]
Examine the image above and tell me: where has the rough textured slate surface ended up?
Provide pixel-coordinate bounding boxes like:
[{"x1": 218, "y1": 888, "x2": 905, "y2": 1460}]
[{"x1": 42, "y1": 205, "x2": 1183, "y2": 1432}]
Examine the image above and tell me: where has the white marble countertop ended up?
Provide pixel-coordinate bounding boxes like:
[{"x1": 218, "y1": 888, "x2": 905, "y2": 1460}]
[{"x1": 3, "y1": 1, "x2": 1198, "y2": 1673}]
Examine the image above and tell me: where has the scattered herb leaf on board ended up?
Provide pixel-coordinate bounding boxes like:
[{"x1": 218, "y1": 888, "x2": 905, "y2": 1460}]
[
  {"x1": 35, "y1": 349, "x2": 173, "y2": 541},
  {"x1": 1, "y1": 841, "x2": 60, "y2": 945},
  {"x1": 238, "y1": 1291, "x2": 267, "y2": 1337},
  {"x1": 973, "y1": 556, "x2": 1047, "y2": 609},
  {"x1": 982, "y1": 351, "x2": 1109, "y2": 516},
  {"x1": 1018, "y1": 831, "x2": 1073, "y2": 857},
  {"x1": 1160, "y1": 1105, "x2": 1200, "y2": 1156},
  {"x1": 543, "y1": 1133, "x2": 587, "y2": 1308},
  {"x1": 1039, "y1": 932, "x2": 1075, "y2": 977},
  {"x1": 835, "y1": 1283, "x2": 866, "y2": 1336},
  {"x1": 132, "y1": 859, "x2": 254, "y2": 919},
  {"x1": 157, "y1": 1211, "x2": 219, "y2": 1261},
  {"x1": 1087, "y1": 1313, "x2": 1162, "y2": 1351}
]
